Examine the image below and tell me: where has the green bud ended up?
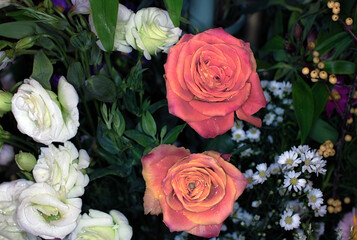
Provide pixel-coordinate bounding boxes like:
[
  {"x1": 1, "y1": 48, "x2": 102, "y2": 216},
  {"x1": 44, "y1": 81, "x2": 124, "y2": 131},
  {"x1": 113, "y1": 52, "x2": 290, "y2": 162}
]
[
  {"x1": 15, "y1": 151, "x2": 37, "y2": 172},
  {"x1": 15, "y1": 36, "x2": 38, "y2": 50},
  {"x1": 0, "y1": 90, "x2": 12, "y2": 117}
]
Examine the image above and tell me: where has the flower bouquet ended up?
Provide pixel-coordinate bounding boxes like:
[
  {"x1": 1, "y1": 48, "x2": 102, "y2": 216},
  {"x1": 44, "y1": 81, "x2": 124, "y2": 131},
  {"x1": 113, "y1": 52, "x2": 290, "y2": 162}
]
[{"x1": 0, "y1": 0, "x2": 357, "y2": 239}]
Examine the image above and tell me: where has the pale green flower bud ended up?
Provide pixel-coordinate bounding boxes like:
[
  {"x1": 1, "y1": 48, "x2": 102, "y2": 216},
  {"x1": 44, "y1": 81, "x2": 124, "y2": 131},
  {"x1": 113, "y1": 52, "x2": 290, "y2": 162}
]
[
  {"x1": 125, "y1": 7, "x2": 182, "y2": 60},
  {"x1": 15, "y1": 151, "x2": 36, "y2": 172},
  {"x1": 15, "y1": 36, "x2": 38, "y2": 50},
  {"x1": 0, "y1": 90, "x2": 12, "y2": 117}
]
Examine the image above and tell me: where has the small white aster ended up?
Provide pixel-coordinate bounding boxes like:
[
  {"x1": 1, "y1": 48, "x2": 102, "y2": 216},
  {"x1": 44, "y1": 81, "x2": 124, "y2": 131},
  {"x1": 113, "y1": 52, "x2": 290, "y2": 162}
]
[
  {"x1": 241, "y1": 148, "x2": 253, "y2": 157},
  {"x1": 263, "y1": 90, "x2": 271, "y2": 102},
  {"x1": 268, "y1": 163, "x2": 281, "y2": 175},
  {"x1": 294, "y1": 228, "x2": 307, "y2": 240},
  {"x1": 274, "y1": 107, "x2": 285, "y2": 116},
  {"x1": 243, "y1": 169, "x2": 255, "y2": 189},
  {"x1": 280, "y1": 209, "x2": 301, "y2": 231},
  {"x1": 267, "y1": 103, "x2": 275, "y2": 111},
  {"x1": 278, "y1": 150, "x2": 301, "y2": 170},
  {"x1": 307, "y1": 188, "x2": 324, "y2": 210},
  {"x1": 231, "y1": 120, "x2": 244, "y2": 132},
  {"x1": 246, "y1": 127, "x2": 261, "y2": 142},
  {"x1": 283, "y1": 98, "x2": 293, "y2": 105},
  {"x1": 232, "y1": 129, "x2": 247, "y2": 142},
  {"x1": 260, "y1": 80, "x2": 270, "y2": 89},
  {"x1": 292, "y1": 145, "x2": 310, "y2": 155},
  {"x1": 263, "y1": 112, "x2": 276, "y2": 126},
  {"x1": 314, "y1": 205, "x2": 327, "y2": 217},
  {"x1": 276, "y1": 116, "x2": 283, "y2": 123},
  {"x1": 282, "y1": 81, "x2": 292, "y2": 94},
  {"x1": 253, "y1": 163, "x2": 269, "y2": 184},
  {"x1": 303, "y1": 180, "x2": 314, "y2": 193},
  {"x1": 283, "y1": 170, "x2": 306, "y2": 192}
]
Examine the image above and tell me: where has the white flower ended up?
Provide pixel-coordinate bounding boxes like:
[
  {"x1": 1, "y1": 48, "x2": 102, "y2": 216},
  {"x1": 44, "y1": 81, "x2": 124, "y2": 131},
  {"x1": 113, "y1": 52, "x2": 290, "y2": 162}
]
[
  {"x1": 11, "y1": 78, "x2": 79, "y2": 145},
  {"x1": 263, "y1": 90, "x2": 271, "y2": 102},
  {"x1": 260, "y1": 80, "x2": 270, "y2": 89},
  {"x1": 71, "y1": 0, "x2": 90, "y2": 14},
  {"x1": 294, "y1": 228, "x2": 307, "y2": 240},
  {"x1": 278, "y1": 150, "x2": 301, "y2": 170},
  {"x1": 243, "y1": 169, "x2": 254, "y2": 189},
  {"x1": 282, "y1": 81, "x2": 292, "y2": 94},
  {"x1": 268, "y1": 163, "x2": 281, "y2": 175},
  {"x1": 231, "y1": 129, "x2": 246, "y2": 142},
  {"x1": 240, "y1": 147, "x2": 253, "y2": 157},
  {"x1": 283, "y1": 98, "x2": 293, "y2": 105},
  {"x1": 69, "y1": 209, "x2": 133, "y2": 240},
  {"x1": 0, "y1": 51, "x2": 11, "y2": 70},
  {"x1": 292, "y1": 145, "x2": 310, "y2": 155},
  {"x1": 89, "y1": 4, "x2": 134, "y2": 53},
  {"x1": 0, "y1": 179, "x2": 37, "y2": 240},
  {"x1": 125, "y1": 7, "x2": 182, "y2": 60},
  {"x1": 33, "y1": 141, "x2": 90, "y2": 198},
  {"x1": 269, "y1": 80, "x2": 284, "y2": 99},
  {"x1": 314, "y1": 205, "x2": 327, "y2": 217},
  {"x1": 307, "y1": 188, "x2": 324, "y2": 210},
  {"x1": 285, "y1": 200, "x2": 306, "y2": 215},
  {"x1": 253, "y1": 163, "x2": 269, "y2": 184},
  {"x1": 251, "y1": 200, "x2": 261, "y2": 208},
  {"x1": 263, "y1": 112, "x2": 276, "y2": 126},
  {"x1": 246, "y1": 127, "x2": 260, "y2": 142},
  {"x1": 274, "y1": 107, "x2": 284, "y2": 116},
  {"x1": 0, "y1": 144, "x2": 14, "y2": 166},
  {"x1": 303, "y1": 180, "x2": 313, "y2": 193},
  {"x1": 231, "y1": 120, "x2": 244, "y2": 132},
  {"x1": 283, "y1": 170, "x2": 306, "y2": 192},
  {"x1": 16, "y1": 183, "x2": 82, "y2": 239},
  {"x1": 279, "y1": 209, "x2": 300, "y2": 231}
]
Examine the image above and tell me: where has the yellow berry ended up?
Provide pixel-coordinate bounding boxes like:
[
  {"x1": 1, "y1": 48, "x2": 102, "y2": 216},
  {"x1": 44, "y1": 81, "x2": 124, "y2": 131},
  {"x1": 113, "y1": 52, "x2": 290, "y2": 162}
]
[
  {"x1": 302, "y1": 67, "x2": 310, "y2": 75},
  {"x1": 347, "y1": 117, "x2": 353, "y2": 125},
  {"x1": 334, "y1": 206, "x2": 342, "y2": 213},
  {"x1": 327, "y1": 198, "x2": 334, "y2": 205},
  {"x1": 354, "y1": 91, "x2": 357, "y2": 99},
  {"x1": 351, "y1": 108, "x2": 356, "y2": 114},
  {"x1": 346, "y1": 17, "x2": 353, "y2": 26},
  {"x1": 327, "y1": 1, "x2": 334, "y2": 8},
  {"x1": 328, "y1": 142, "x2": 334, "y2": 149},
  {"x1": 334, "y1": 2, "x2": 340, "y2": 8},
  {"x1": 310, "y1": 70, "x2": 319, "y2": 78},
  {"x1": 345, "y1": 134, "x2": 352, "y2": 142},
  {"x1": 323, "y1": 151, "x2": 330, "y2": 158},
  {"x1": 329, "y1": 74, "x2": 338, "y2": 84},
  {"x1": 333, "y1": 199, "x2": 342, "y2": 207},
  {"x1": 330, "y1": 149, "x2": 336, "y2": 156},
  {"x1": 311, "y1": 78, "x2": 319, "y2": 83},
  {"x1": 344, "y1": 197, "x2": 351, "y2": 204},
  {"x1": 313, "y1": 51, "x2": 320, "y2": 57},
  {"x1": 332, "y1": 14, "x2": 339, "y2": 21},
  {"x1": 318, "y1": 149, "x2": 323, "y2": 156},
  {"x1": 331, "y1": 91, "x2": 341, "y2": 101},
  {"x1": 313, "y1": 57, "x2": 320, "y2": 64},
  {"x1": 319, "y1": 71, "x2": 328, "y2": 79},
  {"x1": 308, "y1": 41, "x2": 315, "y2": 50},
  {"x1": 318, "y1": 62, "x2": 325, "y2": 69},
  {"x1": 332, "y1": 6, "x2": 341, "y2": 14},
  {"x1": 320, "y1": 145, "x2": 326, "y2": 151},
  {"x1": 327, "y1": 205, "x2": 334, "y2": 213}
]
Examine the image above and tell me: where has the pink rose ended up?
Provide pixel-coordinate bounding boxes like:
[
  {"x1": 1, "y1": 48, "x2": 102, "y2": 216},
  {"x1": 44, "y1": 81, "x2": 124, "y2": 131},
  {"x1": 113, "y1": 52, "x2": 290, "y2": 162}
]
[
  {"x1": 164, "y1": 28, "x2": 267, "y2": 138},
  {"x1": 142, "y1": 144, "x2": 247, "y2": 238}
]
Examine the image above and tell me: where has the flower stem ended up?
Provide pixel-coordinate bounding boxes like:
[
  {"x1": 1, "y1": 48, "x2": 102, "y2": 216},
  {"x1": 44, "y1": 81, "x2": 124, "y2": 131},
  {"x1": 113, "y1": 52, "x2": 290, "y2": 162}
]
[{"x1": 338, "y1": 19, "x2": 357, "y2": 43}]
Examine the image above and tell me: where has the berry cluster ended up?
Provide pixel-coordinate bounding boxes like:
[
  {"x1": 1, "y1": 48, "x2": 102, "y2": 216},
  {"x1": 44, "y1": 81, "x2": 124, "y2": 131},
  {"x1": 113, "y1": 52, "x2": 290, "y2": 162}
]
[
  {"x1": 317, "y1": 140, "x2": 335, "y2": 158},
  {"x1": 327, "y1": 1, "x2": 354, "y2": 25}
]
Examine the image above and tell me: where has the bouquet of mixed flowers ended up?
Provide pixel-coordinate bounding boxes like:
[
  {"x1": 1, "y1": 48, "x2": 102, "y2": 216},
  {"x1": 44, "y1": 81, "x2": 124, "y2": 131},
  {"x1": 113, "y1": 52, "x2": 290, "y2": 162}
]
[{"x1": 0, "y1": 0, "x2": 357, "y2": 239}]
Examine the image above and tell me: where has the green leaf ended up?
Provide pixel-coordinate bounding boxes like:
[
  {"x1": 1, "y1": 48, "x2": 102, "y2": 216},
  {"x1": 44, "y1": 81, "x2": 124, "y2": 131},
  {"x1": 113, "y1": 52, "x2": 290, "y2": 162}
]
[
  {"x1": 323, "y1": 61, "x2": 356, "y2": 75},
  {"x1": 85, "y1": 75, "x2": 116, "y2": 102},
  {"x1": 292, "y1": 76, "x2": 314, "y2": 144},
  {"x1": 162, "y1": 124, "x2": 186, "y2": 144},
  {"x1": 67, "y1": 62, "x2": 85, "y2": 90},
  {"x1": 309, "y1": 118, "x2": 338, "y2": 144},
  {"x1": 314, "y1": 32, "x2": 348, "y2": 56},
  {"x1": 89, "y1": 165, "x2": 132, "y2": 181},
  {"x1": 312, "y1": 82, "x2": 329, "y2": 122},
  {"x1": 124, "y1": 130, "x2": 155, "y2": 147},
  {"x1": 89, "y1": 0, "x2": 118, "y2": 51},
  {"x1": 0, "y1": 21, "x2": 37, "y2": 39},
  {"x1": 31, "y1": 50, "x2": 53, "y2": 89},
  {"x1": 164, "y1": 0, "x2": 183, "y2": 27},
  {"x1": 203, "y1": 133, "x2": 234, "y2": 153},
  {"x1": 141, "y1": 111, "x2": 157, "y2": 138},
  {"x1": 261, "y1": 35, "x2": 285, "y2": 52},
  {"x1": 267, "y1": 0, "x2": 302, "y2": 13},
  {"x1": 97, "y1": 121, "x2": 121, "y2": 155}
]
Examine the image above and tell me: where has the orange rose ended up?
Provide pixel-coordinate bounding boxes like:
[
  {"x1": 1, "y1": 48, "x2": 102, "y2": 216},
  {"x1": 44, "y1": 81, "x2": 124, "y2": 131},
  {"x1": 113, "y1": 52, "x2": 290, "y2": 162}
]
[
  {"x1": 164, "y1": 28, "x2": 267, "y2": 138},
  {"x1": 142, "y1": 144, "x2": 247, "y2": 238}
]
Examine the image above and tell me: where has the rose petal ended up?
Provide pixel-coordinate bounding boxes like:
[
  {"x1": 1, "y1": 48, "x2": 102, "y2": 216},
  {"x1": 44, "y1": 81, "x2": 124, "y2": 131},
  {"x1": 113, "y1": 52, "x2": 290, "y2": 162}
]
[
  {"x1": 143, "y1": 189, "x2": 162, "y2": 215},
  {"x1": 142, "y1": 145, "x2": 190, "y2": 214},
  {"x1": 187, "y1": 113, "x2": 234, "y2": 138},
  {"x1": 186, "y1": 223, "x2": 223, "y2": 238}
]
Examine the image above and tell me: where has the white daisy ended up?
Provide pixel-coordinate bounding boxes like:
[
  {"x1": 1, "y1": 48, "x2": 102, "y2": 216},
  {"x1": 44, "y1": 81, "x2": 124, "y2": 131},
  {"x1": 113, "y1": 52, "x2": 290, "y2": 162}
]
[
  {"x1": 311, "y1": 159, "x2": 327, "y2": 176},
  {"x1": 282, "y1": 81, "x2": 292, "y2": 94},
  {"x1": 263, "y1": 90, "x2": 271, "y2": 102},
  {"x1": 243, "y1": 169, "x2": 255, "y2": 189},
  {"x1": 294, "y1": 228, "x2": 307, "y2": 240},
  {"x1": 285, "y1": 200, "x2": 306, "y2": 215},
  {"x1": 246, "y1": 128, "x2": 261, "y2": 142},
  {"x1": 283, "y1": 170, "x2": 306, "y2": 192},
  {"x1": 283, "y1": 98, "x2": 293, "y2": 105},
  {"x1": 276, "y1": 116, "x2": 284, "y2": 123},
  {"x1": 301, "y1": 150, "x2": 318, "y2": 173},
  {"x1": 267, "y1": 103, "x2": 275, "y2": 111},
  {"x1": 269, "y1": 80, "x2": 283, "y2": 98},
  {"x1": 314, "y1": 205, "x2": 327, "y2": 217},
  {"x1": 241, "y1": 148, "x2": 253, "y2": 157},
  {"x1": 307, "y1": 188, "x2": 324, "y2": 210},
  {"x1": 232, "y1": 129, "x2": 246, "y2": 142},
  {"x1": 280, "y1": 209, "x2": 301, "y2": 231},
  {"x1": 268, "y1": 163, "x2": 281, "y2": 175},
  {"x1": 274, "y1": 107, "x2": 285, "y2": 116},
  {"x1": 260, "y1": 80, "x2": 270, "y2": 89},
  {"x1": 278, "y1": 150, "x2": 301, "y2": 169},
  {"x1": 231, "y1": 120, "x2": 244, "y2": 132},
  {"x1": 251, "y1": 200, "x2": 261, "y2": 208},
  {"x1": 263, "y1": 112, "x2": 276, "y2": 126},
  {"x1": 303, "y1": 180, "x2": 313, "y2": 193},
  {"x1": 292, "y1": 145, "x2": 310, "y2": 155},
  {"x1": 253, "y1": 163, "x2": 269, "y2": 184}
]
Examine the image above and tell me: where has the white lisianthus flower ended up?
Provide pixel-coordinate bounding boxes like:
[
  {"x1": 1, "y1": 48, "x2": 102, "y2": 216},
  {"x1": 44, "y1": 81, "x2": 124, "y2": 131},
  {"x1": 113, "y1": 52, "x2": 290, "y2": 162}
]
[
  {"x1": 71, "y1": 0, "x2": 90, "y2": 14},
  {"x1": 0, "y1": 179, "x2": 38, "y2": 240},
  {"x1": 11, "y1": 77, "x2": 79, "y2": 145},
  {"x1": 16, "y1": 183, "x2": 82, "y2": 239},
  {"x1": 0, "y1": 51, "x2": 11, "y2": 70},
  {"x1": 125, "y1": 7, "x2": 182, "y2": 60},
  {"x1": 89, "y1": 4, "x2": 134, "y2": 53},
  {"x1": 33, "y1": 141, "x2": 90, "y2": 198},
  {"x1": 69, "y1": 209, "x2": 133, "y2": 240}
]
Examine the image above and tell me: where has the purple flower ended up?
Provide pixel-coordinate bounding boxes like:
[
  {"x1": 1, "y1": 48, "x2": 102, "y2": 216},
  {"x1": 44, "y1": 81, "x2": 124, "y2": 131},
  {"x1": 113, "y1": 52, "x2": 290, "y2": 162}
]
[
  {"x1": 325, "y1": 84, "x2": 349, "y2": 117},
  {"x1": 337, "y1": 209, "x2": 357, "y2": 240},
  {"x1": 51, "y1": 0, "x2": 70, "y2": 12}
]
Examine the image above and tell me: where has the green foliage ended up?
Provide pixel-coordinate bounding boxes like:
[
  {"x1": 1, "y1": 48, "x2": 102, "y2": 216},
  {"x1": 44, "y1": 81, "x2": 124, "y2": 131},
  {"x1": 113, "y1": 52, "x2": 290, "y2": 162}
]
[
  {"x1": 309, "y1": 118, "x2": 338, "y2": 144},
  {"x1": 85, "y1": 75, "x2": 117, "y2": 102},
  {"x1": 164, "y1": 0, "x2": 183, "y2": 27},
  {"x1": 67, "y1": 62, "x2": 85, "y2": 91},
  {"x1": 323, "y1": 60, "x2": 356, "y2": 75},
  {"x1": 30, "y1": 50, "x2": 53, "y2": 89}
]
